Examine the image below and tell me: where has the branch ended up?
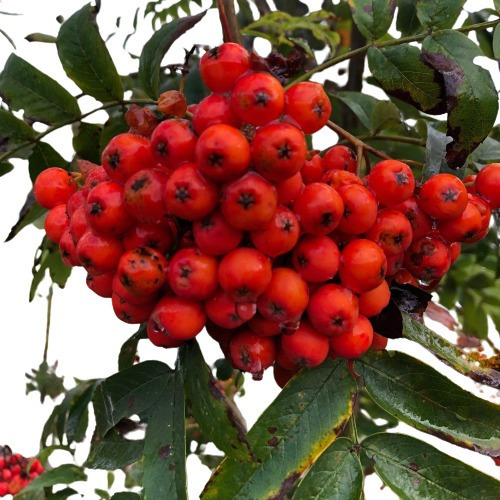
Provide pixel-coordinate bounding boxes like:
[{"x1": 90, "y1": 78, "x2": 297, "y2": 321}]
[
  {"x1": 342, "y1": 135, "x2": 426, "y2": 146},
  {"x1": 286, "y1": 19, "x2": 500, "y2": 88},
  {"x1": 217, "y1": 0, "x2": 242, "y2": 45}
]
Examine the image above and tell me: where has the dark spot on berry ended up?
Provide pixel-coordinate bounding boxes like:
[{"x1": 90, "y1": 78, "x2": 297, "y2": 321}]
[
  {"x1": 321, "y1": 212, "x2": 333, "y2": 226},
  {"x1": 238, "y1": 193, "x2": 255, "y2": 210},
  {"x1": 229, "y1": 313, "x2": 240, "y2": 323},
  {"x1": 89, "y1": 202, "x2": 103, "y2": 216},
  {"x1": 395, "y1": 172, "x2": 409, "y2": 186},
  {"x1": 254, "y1": 91, "x2": 269, "y2": 106},
  {"x1": 121, "y1": 312, "x2": 132, "y2": 322},
  {"x1": 237, "y1": 285, "x2": 251, "y2": 297},
  {"x1": 331, "y1": 316, "x2": 344, "y2": 326},
  {"x1": 343, "y1": 205, "x2": 351, "y2": 219},
  {"x1": 156, "y1": 141, "x2": 168, "y2": 156},
  {"x1": 208, "y1": 46, "x2": 219, "y2": 58},
  {"x1": 180, "y1": 266, "x2": 191, "y2": 279},
  {"x1": 240, "y1": 348, "x2": 251, "y2": 366},
  {"x1": 297, "y1": 254, "x2": 307, "y2": 267},
  {"x1": 378, "y1": 266, "x2": 385, "y2": 278},
  {"x1": 108, "y1": 152, "x2": 120, "y2": 169},
  {"x1": 207, "y1": 152, "x2": 224, "y2": 167},
  {"x1": 121, "y1": 273, "x2": 132, "y2": 288},
  {"x1": 80, "y1": 256, "x2": 92, "y2": 268},
  {"x1": 442, "y1": 188, "x2": 459, "y2": 202},
  {"x1": 201, "y1": 216, "x2": 213, "y2": 229},
  {"x1": 270, "y1": 302, "x2": 285, "y2": 317},
  {"x1": 277, "y1": 142, "x2": 293, "y2": 159},
  {"x1": 312, "y1": 100, "x2": 325, "y2": 117},
  {"x1": 281, "y1": 217, "x2": 293, "y2": 233},
  {"x1": 175, "y1": 186, "x2": 190, "y2": 203},
  {"x1": 131, "y1": 176, "x2": 148, "y2": 191}
]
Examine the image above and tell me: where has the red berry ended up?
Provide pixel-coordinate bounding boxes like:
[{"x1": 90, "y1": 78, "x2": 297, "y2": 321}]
[
  {"x1": 337, "y1": 183, "x2": 378, "y2": 234},
  {"x1": 404, "y1": 235, "x2": 451, "y2": 281},
  {"x1": 123, "y1": 220, "x2": 175, "y2": 253},
  {"x1": 86, "y1": 272, "x2": 114, "y2": 298},
  {"x1": 273, "y1": 365, "x2": 296, "y2": 388},
  {"x1": 329, "y1": 315, "x2": 373, "y2": 359},
  {"x1": 281, "y1": 321, "x2": 329, "y2": 368},
  {"x1": 193, "y1": 93, "x2": 240, "y2": 135},
  {"x1": 386, "y1": 252, "x2": 404, "y2": 276},
  {"x1": 465, "y1": 193, "x2": 491, "y2": 243},
  {"x1": 437, "y1": 201, "x2": 482, "y2": 243},
  {"x1": 34, "y1": 167, "x2": 77, "y2": 209},
  {"x1": 252, "y1": 122, "x2": 307, "y2": 182},
  {"x1": 276, "y1": 171, "x2": 303, "y2": 206},
  {"x1": 66, "y1": 190, "x2": 87, "y2": 217},
  {"x1": 248, "y1": 314, "x2": 282, "y2": 337},
  {"x1": 230, "y1": 329, "x2": 276, "y2": 379},
  {"x1": 112, "y1": 274, "x2": 157, "y2": 305},
  {"x1": 205, "y1": 289, "x2": 247, "y2": 329},
  {"x1": 76, "y1": 231, "x2": 124, "y2": 275},
  {"x1": 69, "y1": 206, "x2": 90, "y2": 243},
  {"x1": 193, "y1": 210, "x2": 243, "y2": 256},
  {"x1": 112, "y1": 293, "x2": 155, "y2": 324},
  {"x1": 84, "y1": 166, "x2": 110, "y2": 191},
  {"x1": 371, "y1": 332, "x2": 389, "y2": 350},
  {"x1": 301, "y1": 153, "x2": 325, "y2": 184},
  {"x1": 365, "y1": 209, "x2": 413, "y2": 256},
  {"x1": 322, "y1": 169, "x2": 360, "y2": 190},
  {"x1": 45, "y1": 204, "x2": 69, "y2": 243},
  {"x1": 476, "y1": 163, "x2": 500, "y2": 209},
  {"x1": 449, "y1": 242, "x2": 461, "y2": 264},
  {"x1": 393, "y1": 196, "x2": 433, "y2": 241},
  {"x1": 368, "y1": 160, "x2": 415, "y2": 206},
  {"x1": 323, "y1": 146, "x2": 357, "y2": 173},
  {"x1": 0, "y1": 482, "x2": 7, "y2": 497},
  {"x1": 59, "y1": 228, "x2": 80, "y2": 267},
  {"x1": 358, "y1": 280, "x2": 391, "y2": 317},
  {"x1": 419, "y1": 173, "x2": 468, "y2": 220}
]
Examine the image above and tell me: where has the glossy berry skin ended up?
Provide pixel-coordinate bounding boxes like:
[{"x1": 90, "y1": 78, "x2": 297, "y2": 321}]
[
  {"x1": 250, "y1": 205, "x2": 300, "y2": 257},
  {"x1": 117, "y1": 247, "x2": 167, "y2": 297},
  {"x1": 200, "y1": 43, "x2": 251, "y2": 92},
  {"x1": 168, "y1": 247, "x2": 218, "y2": 301},
  {"x1": 164, "y1": 162, "x2": 218, "y2": 220},
  {"x1": 34, "y1": 167, "x2": 76, "y2": 208},
  {"x1": 205, "y1": 290, "x2": 246, "y2": 329},
  {"x1": 476, "y1": 163, "x2": 500, "y2": 209},
  {"x1": 257, "y1": 268, "x2": 309, "y2": 323},
  {"x1": 218, "y1": 247, "x2": 272, "y2": 303},
  {"x1": 45, "y1": 204, "x2": 69, "y2": 243},
  {"x1": 252, "y1": 122, "x2": 307, "y2": 182},
  {"x1": 386, "y1": 252, "x2": 404, "y2": 276},
  {"x1": 337, "y1": 183, "x2": 378, "y2": 234},
  {"x1": 66, "y1": 190, "x2": 87, "y2": 218},
  {"x1": 307, "y1": 284, "x2": 359, "y2": 336},
  {"x1": 322, "y1": 169, "x2": 360, "y2": 190},
  {"x1": 112, "y1": 274, "x2": 157, "y2": 305},
  {"x1": 465, "y1": 193, "x2": 491, "y2": 243},
  {"x1": 86, "y1": 272, "x2": 113, "y2": 298},
  {"x1": 150, "y1": 119, "x2": 197, "y2": 169},
  {"x1": 124, "y1": 168, "x2": 169, "y2": 222},
  {"x1": 393, "y1": 268, "x2": 418, "y2": 286},
  {"x1": 276, "y1": 172, "x2": 303, "y2": 206},
  {"x1": 367, "y1": 160, "x2": 415, "y2": 207},
  {"x1": 76, "y1": 230, "x2": 124, "y2": 275},
  {"x1": 301, "y1": 154, "x2": 324, "y2": 184},
  {"x1": 329, "y1": 315, "x2": 373, "y2": 359},
  {"x1": 149, "y1": 295, "x2": 206, "y2": 342},
  {"x1": 84, "y1": 166, "x2": 110, "y2": 191},
  {"x1": 281, "y1": 321, "x2": 329, "y2": 368},
  {"x1": 220, "y1": 172, "x2": 278, "y2": 230},
  {"x1": 59, "y1": 228, "x2": 80, "y2": 266},
  {"x1": 294, "y1": 183, "x2": 343, "y2": 235},
  {"x1": 195, "y1": 124, "x2": 251, "y2": 183},
  {"x1": 404, "y1": 235, "x2": 451, "y2": 281},
  {"x1": 123, "y1": 220, "x2": 174, "y2": 253},
  {"x1": 419, "y1": 173, "x2": 468, "y2": 220},
  {"x1": 323, "y1": 146, "x2": 357, "y2": 173},
  {"x1": 193, "y1": 210, "x2": 243, "y2": 256},
  {"x1": 284, "y1": 82, "x2": 331, "y2": 134},
  {"x1": 358, "y1": 279, "x2": 390, "y2": 317},
  {"x1": 437, "y1": 201, "x2": 482, "y2": 243},
  {"x1": 112, "y1": 293, "x2": 155, "y2": 324},
  {"x1": 102, "y1": 133, "x2": 156, "y2": 184},
  {"x1": 230, "y1": 72, "x2": 285, "y2": 126},
  {"x1": 85, "y1": 181, "x2": 132, "y2": 235},
  {"x1": 248, "y1": 314, "x2": 281, "y2": 337},
  {"x1": 365, "y1": 209, "x2": 413, "y2": 256},
  {"x1": 273, "y1": 365, "x2": 296, "y2": 388},
  {"x1": 371, "y1": 332, "x2": 389, "y2": 350},
  {"x1": 292, "y1": 235, "x2": 340, "y2": 283},
  {"x1": 230, "y1": 329, "x2": 276, "y2": 380},
  {"x1": 393, "y1": 196, "x2": 432, "y2": 241},
  {"x1": 339, "y1": 239, "x2": 387, "y2": 293},
  {"x1": 449, "y1": 242, "x2": 461, "y2": 264},
  {"x1": 193, "y1": 93, "x2": 240, "y2": 134}
]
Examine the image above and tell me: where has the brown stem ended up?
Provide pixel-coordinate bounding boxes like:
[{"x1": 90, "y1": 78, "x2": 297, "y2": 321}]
[
  {"x1": 217, "y1": 0, "x2": 242, "y2": 45},
  {"x1": 355, "y1": 144, "x2": 364, "y2": 177}
]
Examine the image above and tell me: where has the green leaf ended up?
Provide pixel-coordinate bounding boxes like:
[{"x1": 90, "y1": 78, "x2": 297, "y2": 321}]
[
  {"x1": 356, "y1": 350, "x2": 500, "y2": 456},
  {"x1": 73, "y1": 122, "x2": 103, "y2": 164},
  {"x1": 495, "y1": 0, "x2": 500, "y2": 13},
  {"x1": 93, "y1": 360, "x2": 171, "y2": 436},
  {"x1": 201, "y1": 359, "x2": 356, "y2": 500},
  {"x1": 143, "y1": 368, "x2": 186, "y2": 500},
  {"x1": 118, "y1": 324, "x2": 147, "y2": 371},
  {"x1": 471, "y1": 137, "x2": 500, "y2": 163},
  {"x1": 363, "y1": 433, "x2": 500, "y2": 499},
  {"x1": 493, "y1": 24, "x2": 500, "y2": 59},
  {"x1": 349, "y1": 0, "x2": 397, "y2": 41},
  {"x1": 462, "y1": 289, "x2": 489, "y2": 338},
  {"x1": 111, "y1": 494, "x2": 142, "y2": 500},
  {"x1": 367, "y1": 45, "x2": 445, "y2": 114},
  {"x1": 370, "y1": 100, "x2": 402, "y2": 133},
  {"x1": 294, "y1": 437, "x2": 362, "y2": 500},
  {"x1": 100, "y1": 115, "x2": 128, "y2": 153},
  {"x1": 46, "y1": 487, "x2": 78, "y2": 499},
  {"x1": 5, "y1": 191, "x2": 46, "y2": 242},
  {"x1": 66, "y1": 380, "x2": 100, "y2": 443},
  {"x1": 0, "y1": 161, "x2": 13, "y2": 176},
  {"x1": 0, "y1": 53, "x2": 80, "y2": 124},
  {"x1": 28, "y1": 141, "x2": 68, "y2": 183},
  {"x1": 0, "y1": 109, "x2": 35, "y2": 159},
  {"x1": 86, "y1": 430, "x2": 144, "y2": 470},
  {"x1": 16, "y1": 464, "x2": 86, "y2": 495},
  {"x1": 329, "y1": 91, "x2": 380, "y2": 130},
  {"x1": 422, "y1": 124, "x2": 453, "y2": 181},
  {"x1": 422, "y1": 30, "x2": 498, "y2": 169},
  {"x1": 402, "y1": 314, "x2": 500, "y2": 389},
  {"x1": 57, "y1": 3, "x2": 123, "y2": 102},
  {"x1": 180, "y1": 340, "x2": 252, "y2": 461},
  {"x1": 139, "y1": 11, "x2": 207, "y2": 99},
  {"x1": 417, "y1": 0, "x2": 466, "y2": 30},
  {"x1": 396, "y1": 0, "x2": 422, "y2": 36}
]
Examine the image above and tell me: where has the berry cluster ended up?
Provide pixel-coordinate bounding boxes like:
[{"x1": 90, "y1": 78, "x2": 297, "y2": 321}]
[
  {"x1": 0, "y1": 446, "x2": 44, "y2": 496},
  {"x1": 33, "y1": 42, "x2": 500, "y2": 386}
]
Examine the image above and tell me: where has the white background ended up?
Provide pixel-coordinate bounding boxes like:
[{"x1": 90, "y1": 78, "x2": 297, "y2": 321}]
[{"x1": 0, "y1": 0, "x2": 499, "y2": 498}]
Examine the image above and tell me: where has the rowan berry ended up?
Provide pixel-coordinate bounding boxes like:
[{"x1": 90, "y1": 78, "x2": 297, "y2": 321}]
[
  {"x1": 125, "y1": 104, "x2": 159, "y2": 136},
  {"x1": 149, "y1": 295, "x2": 206, "y2": 342},
  {"x1": 329, "y1": 315, "x2": 373, "y2": 359},
  {"x1": 84, "y1": 166, "x2": 110, "y2": 191},
  {"x1": 393, "y1": 196, "x2": 432, "y2": 241},
  {"x1": 168, "y1": 247, "x2": 218, "y2": 300},
  {"x1": 123, "y1": 220, "x2": 175, "y2": 253},
  {"x1": 275, "y1": 348, "x2": 297, "y2": 371},
  {"x1": 284, "y1": 82, "x2": 331, "y2": 134},
  {"x1": 218, "y1": 247, "x2": 272, "y2": 302},
  {"x1": 206, "y1": 321, "x2": 234, "y2": 352},
  {"x1": 393, "y1": 268, "x2": 418, "y2": 286},
  {"x1": 248, "y1": 314, "x2": 281, "y2": 337},
  {"x1": 34, "y1": 167, "x2": 77, "y2": 209},
  {"x1": 252, "y1": 122, "x2": 307, "y2": 182},
  {"x1": 66, "y1": 190, "x2": 87, "y2": 218},
  {"x1": 200, "y1": 43, "x2": 251, "y2": 92},
  {"x1": 365, "y1": 209, "x2": 413, "y2": 256},
  {"x1": 150, "y1": 119, "x2": 197, "y2": 169},
  {"x1": 301, "y1": 153, "x2": 324, "y2": 184},
  {"x1": 59, "y1": 228, "x2": 80, "y2": 267},
  {"x1": 195, "y1": 124, "x2": 251, "y2": 183},
  {"x1": 367, "y1": 160, "x2": 415, "y2": 206},
  {"x1": 112, "y1": 293, "x2": 155, "y2": 324},
  {"x1": 475, "y1": 163, "x2": 500, "y2": 209},
  {"x1": 292, "y1": 235, "x2": 339, "y2": 282},
  {"x1": 337, "y1": 183, "x2": 378, "y2": 234},
  {"x1": 273, "y1": 364, "x2": 296, "y2": 388},
  {"x1": 220, "y1": 172, "x2": 277, "y2": 230},
  {"x1": 192, "y1": 210, "x2": 242, "y2": 256},
  {"x1": 112, "y1": 274, "x2": 157, "y2": 305},
  {"x1": 250, "y1": 205, "x2": 300, "y2": 257},
  {"x1": 192, "y1": 93, "x2": 240, "y2": 134},
  {"x1": 164, "y1": 162, "x2": 218, "y2": 220},
  {"x1": 157, "y1": 90, "x2": 187, "y2": 118},
  {"x1": 449, "y1": 242, "x2": 461, "y2": 264},
  {"x1": 0, "y1": 483, "x2": 7, "y2": 497},
  {"x1": 205, "y1": 290, "x2": 246, "y2": 329},
  {"x1": 419, "y1": 173, "x2": 468, "y2": 220},
  {"x1": 102, "y1": 133, "x2": 156, "y2": 184},
  {"x1": 86, "y1": 272, "x2": 113, "y2": 298},
  {"x1": 275, "y1": 171, "x2": 303, "y2": 206},
  {"x1": 465, "y1": 193, "x2": 491, "y2": 243},
  {"x1": 294, "y1": 183, "x2": 343, "y2": 235},
  {"x1": 281, "y1": 321, "x2": 329, "y2": 368},
  {"x1": 44, "y1": 204, "x2": 69, "y2": 244},
  {"x1": 437, "y1": 201, "x2": 482, "y2": 243},
  {"x1": 404, "y1": 235, "x2": 451, "y2": 281},
  {"x1": 323, "y1": 145, "x2": 357, "y2": 173},
  {"x1": 321, "y1": 169, "x2": 360, "y2": 189},
  {"x1": 230, "y1": 72, "x2": 285, "y2": 126},
  {"x1": 76, "y1": 231, "x2": 124, "y2": 275},
  {"x1": 339, "y1": 239, "x2": 387, "y2": 293},
  {"x1": 230, "y1": 329, "x2": 276, "y2": 379},
  {"x1": 358, "y1": 279, "x2": 390, "y2": 317},
  {"x1": 386, "y1": 252, "x2": 404, "y2": 276},
  {"x1": 370, "y1": 332, "x2": 388, "y2": 350}
]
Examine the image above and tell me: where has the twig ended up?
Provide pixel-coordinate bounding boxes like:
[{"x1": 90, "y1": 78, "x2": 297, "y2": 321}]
[
  {"x1": 43, "y1": 284, "x2": 53, "y2": 364},
  {"x1": 217, "y1": 0, "x2": 241, "y2": 45}
]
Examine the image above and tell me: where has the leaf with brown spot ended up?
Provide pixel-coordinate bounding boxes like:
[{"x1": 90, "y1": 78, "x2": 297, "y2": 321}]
[
  {"x1": 349, "y1": 0, "x2": 397, "y2": 41},
  {"x1": 201, "y1": 359, "x2": 356, "y2": 500},
  {"x1": 424, "y1": 302, "x2": 458, "y2": 331}
]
